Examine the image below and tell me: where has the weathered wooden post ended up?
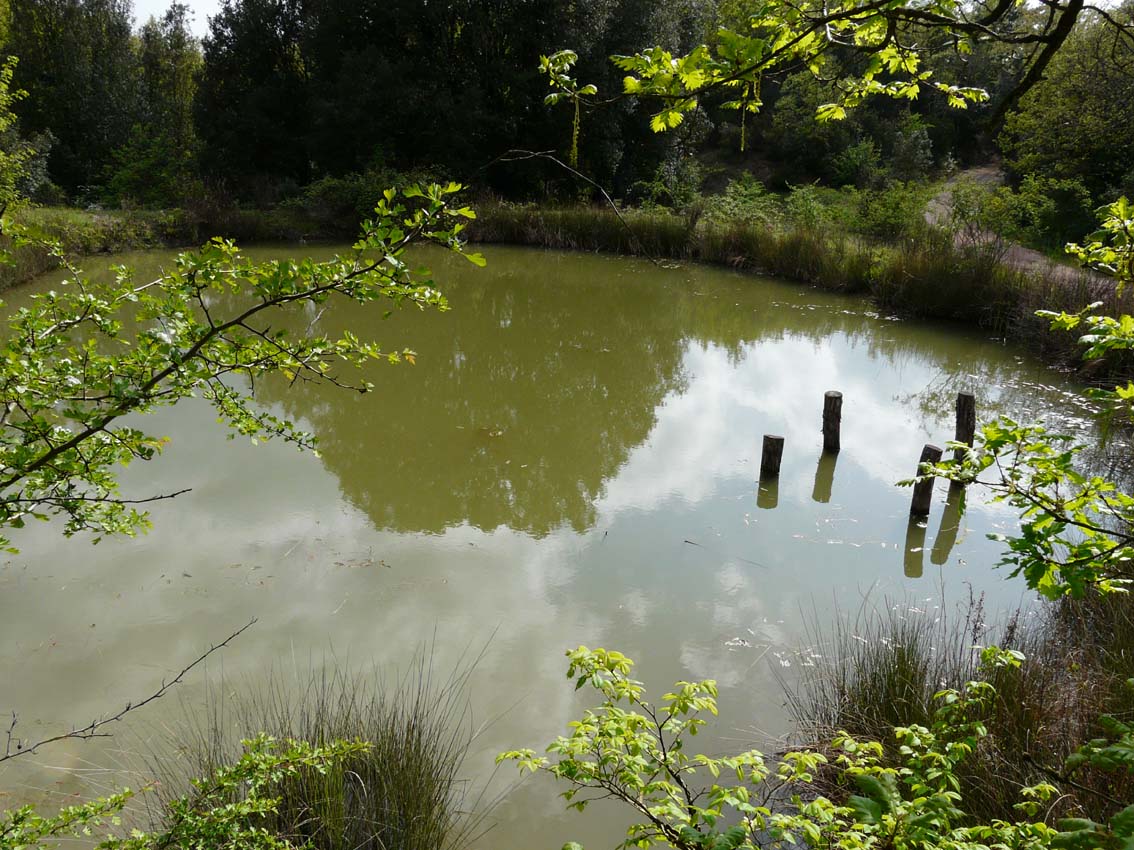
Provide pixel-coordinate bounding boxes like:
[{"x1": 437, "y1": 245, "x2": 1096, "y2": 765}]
[
  {"x1": 822, "y1": 391, "x2": 842, "y2": 454},
  {"x1": 909, "y1": 443, "x2": 943, "y2": 516},
  {"x1": 954, "y1": 392, "x2": 976, "y2": 463},
  {"x1": 760, "y1": 435, "x2": 785, "y2": 478}
]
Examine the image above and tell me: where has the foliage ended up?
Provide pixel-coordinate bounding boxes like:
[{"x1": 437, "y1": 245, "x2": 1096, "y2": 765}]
[
  {"x1": 540, "y1": 50, "x2": 598, "y2": 169},
  {"x1": 831, "y1": 139, "x2": 883, "y2": 189},
  {"x1": 0, "y1": 736, "x2": 366, "y2": 850},
  {"x1": 0, "y1": 54, "x2": 30, "y2": 209},
  {"x1": 5, "y1": 0, "x2": 139, "y2": 195},
  {"x1": 889, "y1": 115, "x2": 934, "y2": 182},
  {"x1": 701, "y1": 173, "x2": 781, "y2": 227},
  {"x1": 921, "y1": 198, "x2": 1134, "y2": 599},
  {"x1": 924, "y1": 419, "x2": 1134, "y2": 598},
  {"x1": 105, "y1": 3, "x2": 202, "y2": 207},
  {"x1": 499, "y1": 645, "x2": 1096, "y2": 850},
  {"x1": 631, "y1": 157, "x2": 704, "y2": 212},
  {"x1": 851, "y1": 181, "x2": 932, "y2": 241},
  {"x1": 278, "y1": 166, "x2": 442, "y2": 232},
  {"x1": 783, "y1": 182, "x2": 827, "y2": 230},
  {"x1": 788, "y1": 592, "x2": 1134, "y2": 824},
  {"x1": 1066, "y1": 196, "x2": 1134, "y2": 285},
  {"x1": 0, "y1": 790, "x2": 132, "y2": 850},
  {"x1": 985, "y1": 175, "x2": 1096, "y2": 251},
  {"x1": 999, "y1": 8, "x2": 1134, "y2": 203},
  {"x1": 0, "y1": 182, "x2": 482, "y2": 551}
]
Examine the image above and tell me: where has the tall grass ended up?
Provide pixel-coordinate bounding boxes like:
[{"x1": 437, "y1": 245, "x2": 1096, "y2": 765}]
[
  {"x1": 470, "y1": 202, "x2": 1130, "y2": 369},
  {"x1": 151, "y1": 652, "x2": 485, "y2": 850},
  {"x1": 784, "y1": 592, "x2": 1134, "y2": 823}
]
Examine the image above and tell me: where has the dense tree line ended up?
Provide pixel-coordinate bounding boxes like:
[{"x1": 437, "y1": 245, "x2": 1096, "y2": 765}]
[{"x1": 0, "y1": 0, "x2": 1131, "y2": 212}]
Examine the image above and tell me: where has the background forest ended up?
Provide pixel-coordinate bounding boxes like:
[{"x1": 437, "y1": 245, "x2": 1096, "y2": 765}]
[{"x1": 3, "y1": 0, "x2": 1132, "y2": 255}]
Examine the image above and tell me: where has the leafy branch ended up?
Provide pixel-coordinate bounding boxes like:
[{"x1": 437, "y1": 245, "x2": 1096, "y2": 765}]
[
  {"x1": 0, "y1": 182, "x2": 483, "y2": 551},
  {"x1": 499, "y1": 645, "x2": 1068, "y2": 850}
]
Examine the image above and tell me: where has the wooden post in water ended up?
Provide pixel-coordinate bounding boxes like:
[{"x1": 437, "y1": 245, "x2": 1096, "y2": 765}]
[
  {"x1": 822, "y1": 391, "x2": 842, "y2": 454},
  {"x1": 954, "y1": 392, "x2": 976, "y2": 463},
  {"x1": 760, "y1": 435, "x2": 785, "y2": 478},
  {"x1": 910, "y1": 443, "x2": 943, "y2": 517}
]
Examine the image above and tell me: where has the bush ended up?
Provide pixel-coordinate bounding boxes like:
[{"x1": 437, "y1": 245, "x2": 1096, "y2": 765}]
[
  {"x1": 986, "y1": 175, "x2": 1096, "y2": 250},
  {"x1": 499, "y1": 644, "x2": 1131, "y2": 850},
  {"x1": 851, "y1": 181, "x2": 932, "y2": 241},
  {"x1": 832, "y1": 139, "x2": 884, "y2": 189},
  {"x1": 889, "y1": 115, "x2": 935, "y2": 182},
  {"x1": 281, "y1": 167, "x2": 442, "y2": 232},
  {"x1": 701, "y1": 173, "x2": 782, "y2": 228},
  {"x1": 784, "y1": 182, "x2": 827, "y2": 229}
]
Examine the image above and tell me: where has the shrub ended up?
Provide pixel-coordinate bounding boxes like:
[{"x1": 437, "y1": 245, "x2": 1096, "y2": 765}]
[
  {"x1": 832, "y1": 139, "x2": 884, "y2": 189},
  {"x1": 889, "y1": 115, "x2": 935, "y2": 182},
  {"x1": 986, "y1": 175, "x2": 1096, "y2": 250},
  {"x1": 852, "y1": 181, "x2": 933, "y2": 241},
  {"x1": 784, "y1": 182, "x2": 827, "y2": 229},
  {"x1": 701, "y1": 173, "x2": 783, "y2": 228},
  {"x1": 499, "y1": 644, "x2": 1130, "y2": 850}
]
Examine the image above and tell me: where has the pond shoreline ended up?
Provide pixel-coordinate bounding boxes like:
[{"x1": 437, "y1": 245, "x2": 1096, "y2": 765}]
[{"x1": 8, "y1": 201, "x2": 1131, "y2": 380}]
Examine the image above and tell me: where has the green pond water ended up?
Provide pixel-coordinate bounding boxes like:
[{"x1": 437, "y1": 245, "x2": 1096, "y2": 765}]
[{"x1": 0, "y1": 243, "x2": 1110, "y2": 849}]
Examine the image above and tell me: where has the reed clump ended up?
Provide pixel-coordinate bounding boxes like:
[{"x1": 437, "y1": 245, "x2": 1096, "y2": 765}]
[
  {"x1": 784, "y1": 592, "x2": 1134, "y2": 824},
  {"x1": 153, "y1": 656, "x2": 481, "y2": 850}
]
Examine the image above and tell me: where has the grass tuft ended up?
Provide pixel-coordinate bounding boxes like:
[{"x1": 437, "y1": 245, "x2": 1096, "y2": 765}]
[{"x1": 151, "y1": 651, "x2": 485, "y2": 850}]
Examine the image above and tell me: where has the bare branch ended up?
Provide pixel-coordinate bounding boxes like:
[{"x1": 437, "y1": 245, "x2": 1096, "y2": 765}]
[{"x1": 1, "y1": 618, "x2": 256, "y2": 763}]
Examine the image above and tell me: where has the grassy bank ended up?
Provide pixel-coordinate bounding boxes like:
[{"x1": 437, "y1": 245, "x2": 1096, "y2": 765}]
[
  {"x1": 8, "y1": 197, "x2": 1131, "y2": 374},
  {"x1": 0, "y1": 204, "x2": 324, "y2": 292},
  {"x1": 467, "y1": 202, "x2": 1132, "y2": 369},
  {"x1": 785, "y1": 591, "x2": 1134, "y2": 824}
]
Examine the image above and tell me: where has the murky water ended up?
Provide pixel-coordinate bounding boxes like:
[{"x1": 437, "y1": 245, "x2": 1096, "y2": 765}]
[{"x1": 0, "y1": 244, "x2": 1105, "y2": 848}]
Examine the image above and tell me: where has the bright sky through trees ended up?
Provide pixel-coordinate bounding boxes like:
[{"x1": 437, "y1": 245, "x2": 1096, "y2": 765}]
[{"x1": 134, "y1": 0, "x2": 217, "y2": 35}]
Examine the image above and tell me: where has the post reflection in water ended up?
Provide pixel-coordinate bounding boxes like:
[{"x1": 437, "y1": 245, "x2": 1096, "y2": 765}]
[
  {"x1": 0, "y1": 243, "x2": 1095, "y2": 850},
  {"x1": 931, "y1": 483, "x2": 965, "y2": 566},
  {"x1": 812, "y1": 452, "x2": 838, "y2": 504},
  {"x1": 904, "y1": 517, "x2": 929, "y2": 578},
  {"x1": 757, "y1": 476, "x2": 779, "y2": 510}
]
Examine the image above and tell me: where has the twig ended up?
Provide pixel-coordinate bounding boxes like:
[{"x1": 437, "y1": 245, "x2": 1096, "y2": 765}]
[
  {"x1": 1023, "y1": 751, "x2": 1126, "y2": 808},
  {"x1": 1, "y1": 618, "x2": 256, "y2": 763}
]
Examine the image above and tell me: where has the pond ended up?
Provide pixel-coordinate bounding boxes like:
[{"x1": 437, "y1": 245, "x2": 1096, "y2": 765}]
[{"x1": 0, "y1": 243, "x2": 1107, "y2": 849}]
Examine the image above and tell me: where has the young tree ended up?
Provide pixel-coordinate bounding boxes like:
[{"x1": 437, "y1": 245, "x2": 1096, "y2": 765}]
[
  {"x1": 106, "y1": 2, "x2": 203, "y2": 206},
  {"x1": 4, "y1": 0, "x2": 139, "y2": 196}
]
